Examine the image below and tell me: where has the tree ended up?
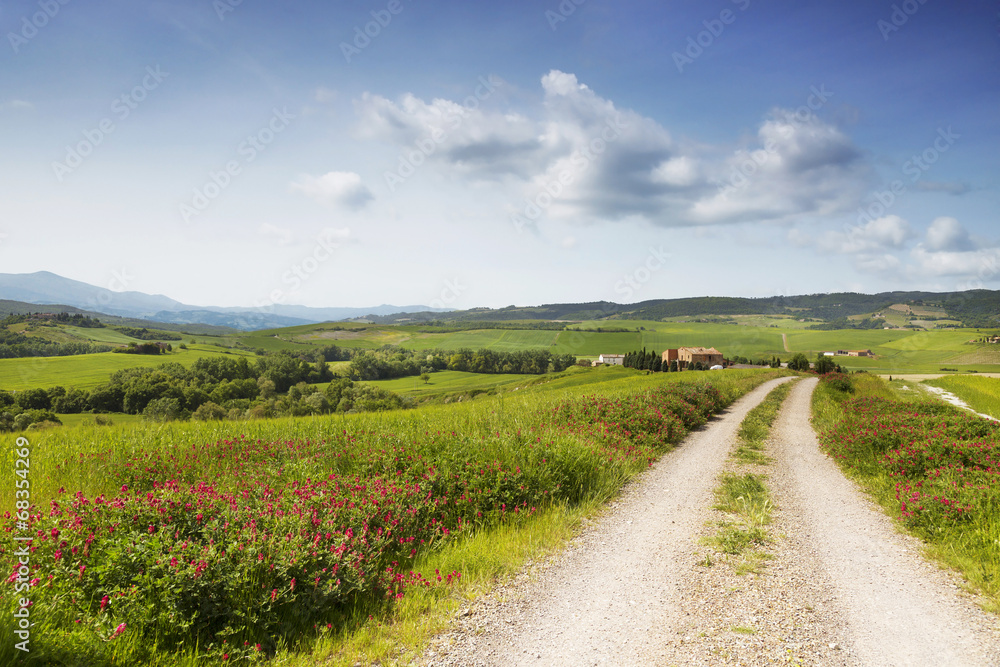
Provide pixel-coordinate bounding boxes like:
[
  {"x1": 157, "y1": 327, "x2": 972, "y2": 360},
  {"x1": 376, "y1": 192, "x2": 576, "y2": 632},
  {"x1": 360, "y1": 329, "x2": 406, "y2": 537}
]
[
  {"x1": 814, "y1": 354, "x2": 836, "y2": 374},
  {"x1": 192, "y1": 401, "x2": 227, "y2": 421},
  {"x1": 257, "y1": 377, "x2": 277, "y2": 400},
  {"x1": 420, "y1": 373, "x2": 431, "y2": 384},
  {"x1": 143, "y1": 397, "x2": 183, "y2": 422},
  {"x1": 303, "y1": 392, "x2": 331, "y2": 414},
  {"x1": 788, "y1": 353, "x2": 811, "y2": 372},
  {"x1": 15, "y1": 388, "x2": 50, "y2": 411}
]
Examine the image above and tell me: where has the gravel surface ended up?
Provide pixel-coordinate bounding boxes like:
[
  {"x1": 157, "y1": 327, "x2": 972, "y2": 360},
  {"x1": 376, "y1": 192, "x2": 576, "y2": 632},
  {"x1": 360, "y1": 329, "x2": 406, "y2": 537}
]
[{"x1": 412, "y1": 376, "x2": 1000, "y2": 666}]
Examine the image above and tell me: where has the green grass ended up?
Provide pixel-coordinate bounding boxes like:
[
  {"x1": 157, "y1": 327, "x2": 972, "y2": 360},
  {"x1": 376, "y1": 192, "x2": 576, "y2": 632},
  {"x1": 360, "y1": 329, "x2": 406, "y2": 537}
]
[
  {"x1": 701, "y1": 380, "x2": 793, "y2": 576},
  {"x1": 53, "y1": 413, "x2": 145, "y2": 428},
  {"x1": 361, "y1": 370, "x2": 540, "y2": 398},
  {"x1": 0, "y1": 345, "x2": 257, "y2": 391},
  {"x1": 733, "y1": 380, "x2": 796, "y2": 465},
  {"x1": 710, "y1": 473, "x2": 772, "y2": 555},
  {"x1": 924, "y1": 375, "x2": 1000, "y2": 419}
]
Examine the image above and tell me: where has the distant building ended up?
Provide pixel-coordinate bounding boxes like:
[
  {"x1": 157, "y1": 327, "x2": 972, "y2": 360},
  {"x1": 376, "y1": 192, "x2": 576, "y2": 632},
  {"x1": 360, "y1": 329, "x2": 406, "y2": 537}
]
[
  {"x1": 847, "y1": 349, "x2": 873, "y2": 357},
  {"x1": 662, "y1": 347, "x2": 724, "y2": 369},
  {"x1": 598, "y1": 354, "x2": 625, "y2": 365},
  {"x1": 822, "y1": 351, "x2": 836, "y2": 356}
]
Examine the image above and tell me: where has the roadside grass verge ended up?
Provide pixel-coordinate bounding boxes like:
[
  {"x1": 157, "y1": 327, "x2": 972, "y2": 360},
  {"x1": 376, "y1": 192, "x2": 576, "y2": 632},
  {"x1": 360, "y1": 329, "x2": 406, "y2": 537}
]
[
  {"x1": 812, "y1": 372, "x2": 1000, "y2": 613},
  {"x1": 702, "y1": 379, "x2": 795, "y2": 575}
]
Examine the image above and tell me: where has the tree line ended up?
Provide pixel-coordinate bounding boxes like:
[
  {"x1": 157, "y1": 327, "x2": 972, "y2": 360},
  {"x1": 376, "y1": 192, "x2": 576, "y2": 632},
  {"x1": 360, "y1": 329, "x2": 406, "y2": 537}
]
[
  {"x1": 0, "y1": 348, "x2": 407, "y2": 431},
  {"x1": 347, "y1": 346, "x2": 576, "y2": 380}
]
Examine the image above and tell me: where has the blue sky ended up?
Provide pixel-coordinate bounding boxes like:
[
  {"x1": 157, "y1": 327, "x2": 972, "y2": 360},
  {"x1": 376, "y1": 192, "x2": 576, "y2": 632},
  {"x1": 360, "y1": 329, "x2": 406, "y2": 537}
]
[{"x1": 1, "y1": 0, "x2": 998, "y2": 310}]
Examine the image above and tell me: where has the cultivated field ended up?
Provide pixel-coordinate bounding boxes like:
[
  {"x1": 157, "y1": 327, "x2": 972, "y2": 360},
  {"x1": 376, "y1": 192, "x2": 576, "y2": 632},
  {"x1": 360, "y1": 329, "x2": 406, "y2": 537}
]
[
  {"x1": 5, "y1": 318, "x2": 998, "y2": 395},
  {"x1": 0, "y1": 345, "x2": 258, "y2": 391}
]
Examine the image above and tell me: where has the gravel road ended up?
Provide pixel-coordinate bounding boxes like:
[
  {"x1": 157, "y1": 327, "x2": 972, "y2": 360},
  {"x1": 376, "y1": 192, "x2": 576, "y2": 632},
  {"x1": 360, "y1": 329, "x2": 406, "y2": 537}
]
[{"x1": 413, "y1": 376, "x2": 1000, "y2": 666}]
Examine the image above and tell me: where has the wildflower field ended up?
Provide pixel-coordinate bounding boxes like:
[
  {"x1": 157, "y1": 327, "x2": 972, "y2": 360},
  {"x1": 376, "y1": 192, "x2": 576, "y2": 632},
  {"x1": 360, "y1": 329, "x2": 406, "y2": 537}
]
[
  {"x1": 1, "y1": 369, "x2": 785, "y2": 665},
  {"x1": 814, "y1": 373, "x2": 1000, "y2": 611}
]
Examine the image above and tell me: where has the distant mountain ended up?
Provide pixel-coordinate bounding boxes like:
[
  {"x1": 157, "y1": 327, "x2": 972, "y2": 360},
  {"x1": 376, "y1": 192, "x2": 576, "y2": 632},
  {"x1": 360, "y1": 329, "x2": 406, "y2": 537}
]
[
  {"x1": 5, "y1": 271, "x2": 999, "y2": 331},
  {"x1": 361, "y1": 291, "x2": 1000, "y2": 329},
  {"x1": 0, "y1": 272, "x2": 446, "y2": 331}
]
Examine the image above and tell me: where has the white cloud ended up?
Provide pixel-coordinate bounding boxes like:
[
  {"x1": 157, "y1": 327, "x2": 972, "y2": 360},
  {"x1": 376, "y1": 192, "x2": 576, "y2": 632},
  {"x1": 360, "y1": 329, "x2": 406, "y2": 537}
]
[
  {"x1": 795, "y1": 214, "x2": 1000, "y2": 285},
  {"x1": 819, "y1": 215, "x2": 914, "y2": 254},
  {"x1": 691, "y1": 110, "x2": 871, "y2": 224},
  {"x1": 924, "y1": 216, "x2": 974, "y2": 252},
  {"x1": 290, "y1": 171, "x2": 373, "y2": 209},
  {"x1": 909, "y1": 217, "x2": 999, "y2": 281},
  {"x1": 911, "y1": 246, "x2": 1000, "y2": 279},
  {"x1": 352, "y1": 71, "x2": 874, "y2": 228},
  {"x1": 651, "y1": 157, "x2": 700, "y2": 187}
]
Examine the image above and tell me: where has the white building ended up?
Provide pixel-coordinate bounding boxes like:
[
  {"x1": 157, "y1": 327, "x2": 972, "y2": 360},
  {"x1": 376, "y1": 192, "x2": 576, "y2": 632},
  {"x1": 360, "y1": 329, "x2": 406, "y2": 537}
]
[{"x1": 598, "y1": 354, "x2": 625, "y2": 365}]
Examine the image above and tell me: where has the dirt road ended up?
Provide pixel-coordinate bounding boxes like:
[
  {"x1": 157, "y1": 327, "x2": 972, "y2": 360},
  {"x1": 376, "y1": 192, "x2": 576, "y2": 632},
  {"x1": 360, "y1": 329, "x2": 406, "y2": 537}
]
[{"x1": 415, "y1": 377, "x2": 1000, "y2": 666}]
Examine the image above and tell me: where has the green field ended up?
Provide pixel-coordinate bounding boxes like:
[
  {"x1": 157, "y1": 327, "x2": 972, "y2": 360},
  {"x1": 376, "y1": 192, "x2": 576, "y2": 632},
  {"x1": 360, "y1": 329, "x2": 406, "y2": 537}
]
[
  {"x1": 362, "y1": 369, "x2": 542, "y2": 398},
  {"x1": 0, "y1": 344, "x2": 257, "y2": 391},
  {"x1": 923, "y1": 375, "x2": 1000, "y2": 419},
  {"x1": 4, "y1": 317, "x2": 1000, "y2": 394},
  {"x1": 51, "y1": 412, "x2": 145, "y2": 428}
]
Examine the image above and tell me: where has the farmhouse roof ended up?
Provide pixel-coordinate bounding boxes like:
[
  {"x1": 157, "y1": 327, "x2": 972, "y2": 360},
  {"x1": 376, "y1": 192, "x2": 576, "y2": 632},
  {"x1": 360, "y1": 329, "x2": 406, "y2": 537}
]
[{"x1": 680, "y1": 346, "x2": 722, "y2": 355}]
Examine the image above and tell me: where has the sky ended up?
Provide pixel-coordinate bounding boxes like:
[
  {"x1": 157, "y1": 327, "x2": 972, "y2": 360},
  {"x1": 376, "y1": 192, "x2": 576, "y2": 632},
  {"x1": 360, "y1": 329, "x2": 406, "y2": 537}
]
[{"x1": 1, "y1": 0, "x2": 998, "y2": 311}]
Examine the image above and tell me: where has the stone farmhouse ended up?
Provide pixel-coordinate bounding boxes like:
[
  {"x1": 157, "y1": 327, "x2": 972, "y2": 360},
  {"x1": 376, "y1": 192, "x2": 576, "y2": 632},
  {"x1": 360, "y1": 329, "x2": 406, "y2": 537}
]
[
  {"x1": 594, "y1": 353, "x2": 625, "y2": 366},
  {"x1": 662, "y1": 346, "x2": 724, "y2": 369}
]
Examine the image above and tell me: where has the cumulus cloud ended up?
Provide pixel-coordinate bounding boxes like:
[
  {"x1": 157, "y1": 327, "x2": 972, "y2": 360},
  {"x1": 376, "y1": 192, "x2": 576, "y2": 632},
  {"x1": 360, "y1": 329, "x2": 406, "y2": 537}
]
[
  {"x1": 908, "y1": 217, "x2": 1000, "y2": 280},
  {"x1": 290, "y1": 171, "x2": 373, "y2": 209},
  {"x1": 788, "y1": 215, "x2": 915, "y2": 277},
  {"x1": 911, "y1": 246, "x2": 1000, "y2": 279},
  {"x1": 924, "y1": 216, "x2": 975, "y2": 252},
  {"x1": 796, "y1": 214, "x2": 1000, "y2": 285},
  {"x1": 691, "y1": 110, "x2": 871, "y2": 224},
  {"x1": 353, "y1": 70, "x2": 874, "y2": 228},
  {"x1": 818, "y1": 215, "x2": 915, "y2": 254}
]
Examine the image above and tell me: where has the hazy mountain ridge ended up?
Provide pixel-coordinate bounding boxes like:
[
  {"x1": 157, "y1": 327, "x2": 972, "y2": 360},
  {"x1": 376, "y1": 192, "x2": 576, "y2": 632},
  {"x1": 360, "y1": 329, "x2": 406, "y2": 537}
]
[
  {"x1": 3, "y1": 271, "x2": 999, "y2": 330},
  {"x1": 0, "y1": 272, "x2": 444, "y2": 330}
]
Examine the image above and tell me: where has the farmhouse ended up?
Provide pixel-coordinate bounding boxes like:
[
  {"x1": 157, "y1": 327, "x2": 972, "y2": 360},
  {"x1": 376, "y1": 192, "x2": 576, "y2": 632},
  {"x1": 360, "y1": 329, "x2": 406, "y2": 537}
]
[
  {"x1": 597, "y1": 354, "x2": 625, "y2": 365},
  {"x1": 846, "y1": 349, "x2": 873, "y2": 357},
  {"x1": 662, "y1": 346, "x2": 724, "y2": 369}
]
